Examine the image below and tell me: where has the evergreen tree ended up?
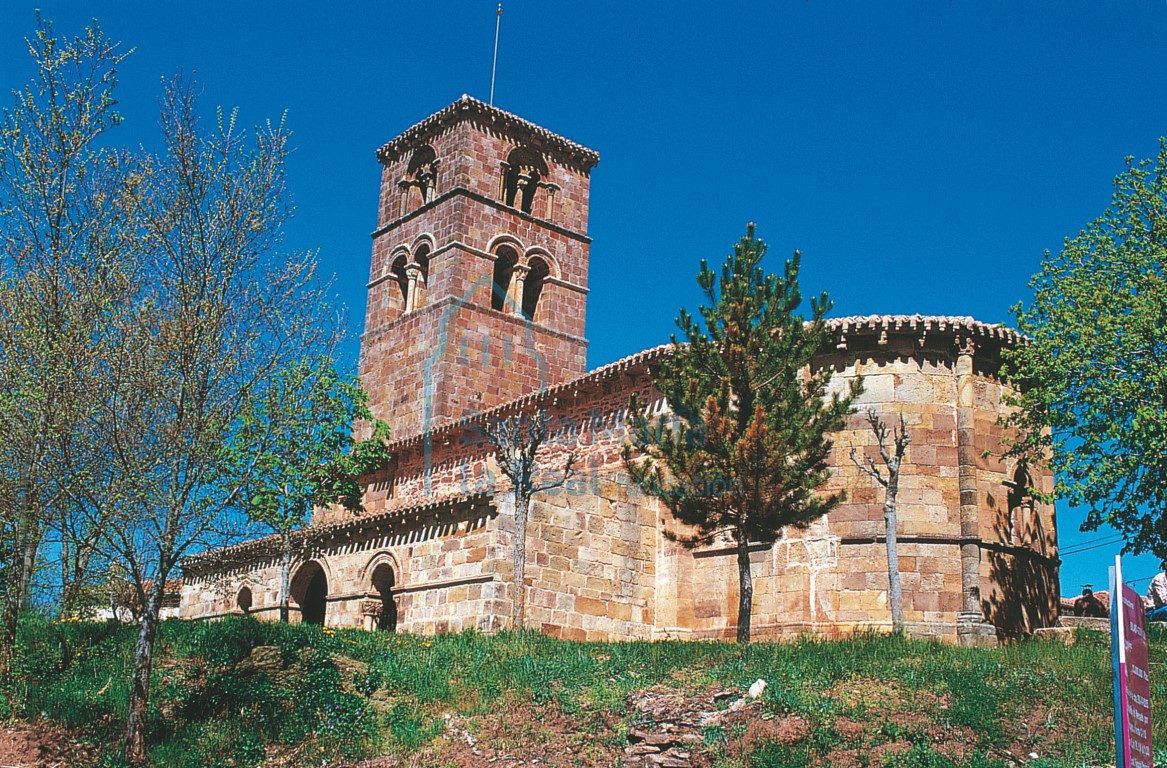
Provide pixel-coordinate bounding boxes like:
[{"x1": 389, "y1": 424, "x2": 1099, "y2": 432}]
[{"x1": 624, "y1": 224, "x2": 859, "y2": 643}]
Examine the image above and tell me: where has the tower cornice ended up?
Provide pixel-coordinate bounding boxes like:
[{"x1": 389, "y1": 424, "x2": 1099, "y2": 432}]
[{"x1": 376, "y1": 94, "x2": 600, "y2": 172}]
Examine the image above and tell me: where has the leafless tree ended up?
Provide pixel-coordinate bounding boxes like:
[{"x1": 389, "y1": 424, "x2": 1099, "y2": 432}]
[
  {"x1": 485, "y1": 409, "x2": 576, "y2": 630},
  {"x1": 850, "y1": 409, "x2": 910, "y2": 634}
]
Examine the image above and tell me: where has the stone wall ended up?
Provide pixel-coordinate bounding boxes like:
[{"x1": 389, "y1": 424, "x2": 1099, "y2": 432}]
[
  {"x1": 184, "y1": 319, "x2": 1057, "y2": 644},
  {"x1": 360, "y1": 100, "x2": 596, "y2": 439}
]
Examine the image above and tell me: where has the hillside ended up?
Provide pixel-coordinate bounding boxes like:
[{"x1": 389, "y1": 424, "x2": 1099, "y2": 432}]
[{"x1": 1, "y1": 618, "x2": 1161, "y2": 767}]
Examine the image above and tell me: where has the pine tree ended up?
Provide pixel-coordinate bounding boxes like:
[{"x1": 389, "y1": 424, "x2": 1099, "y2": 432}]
[{"x1": 624, "y1": 224, "x2": 859, "y2": 643}]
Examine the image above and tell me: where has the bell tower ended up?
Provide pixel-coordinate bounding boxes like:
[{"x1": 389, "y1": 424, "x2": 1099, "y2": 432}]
[{"x1": 359, "y1": 96, "x2": 598, "y2": 438}]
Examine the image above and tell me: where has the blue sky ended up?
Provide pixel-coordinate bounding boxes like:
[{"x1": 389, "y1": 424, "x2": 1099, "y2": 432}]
[{"x1": 2, "y1": 1, "x2": 1165, "y2": 596}]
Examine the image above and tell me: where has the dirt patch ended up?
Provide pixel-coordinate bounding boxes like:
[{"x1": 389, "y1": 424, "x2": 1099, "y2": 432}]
[
  {"x1": 0, "y1": 722, "x2": 97, "y2": 767},
  {"x1": 731, "y1": 715, "x2": 811, "y2": 752},
  {"x1": 438, "y1": 702, "x2": 620, "y2": 768}
]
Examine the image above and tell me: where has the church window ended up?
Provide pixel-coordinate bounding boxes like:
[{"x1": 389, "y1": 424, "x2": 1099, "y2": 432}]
[
  {"x1": 236, "y1": 586, "x2": 252, "y2": 614},
  {"x1": 491, "y1": 246, "x2": 519, "y2": 312},
  {"x1": 390, "y1": 254, "x2": 409, "y2": 310},
  {"x1": 410, "y1": 244, "x2": 431, "y2": 311},
  {"x1": 522, "y1": 256, "x2": 550, "y2": 320},
  {"x1": 1006, "y1": 466, "x2": 1033, "y2": 546},
  {"x1": 399, "y1": 145, "x2": 439, "y2": 214},
  {"x1": 501, "y1": 148, "x2": 548, "y2": 215}
]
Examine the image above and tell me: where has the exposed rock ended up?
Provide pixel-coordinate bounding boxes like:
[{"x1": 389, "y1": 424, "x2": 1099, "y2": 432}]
[
  {"x1": 622, "y1": 685, "x2": 766, "y2": 767},
  {"x1": 236, "y1": 644, "x2": 284, "y2": 675},
  {"x1": 332, "y1": 653, "x2": 371, "y2": 695}
]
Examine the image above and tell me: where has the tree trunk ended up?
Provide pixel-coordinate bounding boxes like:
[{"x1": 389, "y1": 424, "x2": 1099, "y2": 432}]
[
  {"x1": 279, "y1": 544, "x2": 292, "y2": 623},
  {"x1": 885, "y1": 471, "x2": 903, "y2": 633},
  {"x1": 124, "y1": 577, "x2": 166, "y2": 763},
  {"x1": 736, "y1": 535, "x2": 753, "y2": 644},
  {"x1": 0, "y1": 519, "x2": 40, "y2": 674},
  {"x1": 512, "y1": 490, "x2": 529, "y2": 631}
]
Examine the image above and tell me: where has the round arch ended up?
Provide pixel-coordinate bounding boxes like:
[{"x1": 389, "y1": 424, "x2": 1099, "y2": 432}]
[
  {"x1": 290, "y1": 560, "x2": 331, "y2": 626},
  {"x1": 521, "y1": 256, "x2": 551, "y2": 321},
  {"x1": 486, "y1": 234, "x2": 526, "y2": 256},
  {"x1": 522, "y1": 247, "x2": 560, "y2": 280},
  {"x1": 491, "y1": 244, "x2": 521, "y2": 312},
  {"x1": 405, "y1": 145, "x2": 438, "y2": 177},
  {"x1": 410, "y1": 233, "x2": 437, "y2": 254},
  {"x1": 362, "y1": 551, "x2": 401, "y2": 632},
  {"x1": 235, "y1": 584, "x2": 254, "y2": 615}
]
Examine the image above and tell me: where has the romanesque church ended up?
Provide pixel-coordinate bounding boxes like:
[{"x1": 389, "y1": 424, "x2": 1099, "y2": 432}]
[{"x1": 180, "y1": 96, "x2": 1060, "y2": 645}]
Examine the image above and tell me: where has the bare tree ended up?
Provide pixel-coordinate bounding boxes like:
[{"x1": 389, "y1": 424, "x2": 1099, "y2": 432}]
[
  {"x1": 850, "y1": 409, "x2": 910, "y2": 634},
  {"x1": 485, "y1": 409, "x2": 576, "y2": 630}
]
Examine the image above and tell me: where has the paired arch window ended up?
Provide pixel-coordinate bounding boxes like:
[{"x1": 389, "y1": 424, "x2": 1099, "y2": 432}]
[
  {"x1": 399, "y1": 145, "x2": 440, "y2": 215},
  {"x1": 500, "y1": 148, "x2": 550, "y2": 215},
  {"x1": 389, "y1": 240, "x2": 433, "y2": 315},
  {"x1": 488, "y1": 245, "x2": 553, "y2": 321}
]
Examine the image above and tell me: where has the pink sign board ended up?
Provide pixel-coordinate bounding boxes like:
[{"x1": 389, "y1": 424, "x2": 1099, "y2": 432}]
[{"x1": 1112, "y1": 557, "x2": 1154, "y2": 768}]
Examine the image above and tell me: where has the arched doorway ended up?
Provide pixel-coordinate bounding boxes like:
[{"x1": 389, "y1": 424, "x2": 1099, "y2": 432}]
[
  {"x1": 371, "y1": 562, "x2": 398, "y2": 632},
  {"x1": 291, "y1": 561, "x2": 328, "y2": 626}
]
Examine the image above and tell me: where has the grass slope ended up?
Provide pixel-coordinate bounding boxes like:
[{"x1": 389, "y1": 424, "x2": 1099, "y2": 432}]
[{"x1": 1, "y1": 617, "x2": 1162, "y2": 767}]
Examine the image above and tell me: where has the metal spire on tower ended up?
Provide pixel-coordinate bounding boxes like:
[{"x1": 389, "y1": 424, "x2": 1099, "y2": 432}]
[{"x1": 489, "y1": 3, "x2": 503, "y2": 105}]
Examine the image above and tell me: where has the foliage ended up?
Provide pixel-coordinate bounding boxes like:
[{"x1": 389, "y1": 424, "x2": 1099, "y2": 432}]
[
  {"x1": 89, "y1": 72, "x2": 345, "y2": 760},
  {"x1": 624, "y1": 224, "x2": 859, "y2": 642},
  {"x1": 0, "y1": 14, "x2": 133, "y2": 670},
  {"x1": 229, "y1": 358, "x2": 391, "y2": 531},
  {"x1": 226, "y1": 358, "x2": 391, "y2": 620},
  {"x1": 0, "y1": 16, "x2": 349, "y2": 760},
  {"x1": 1004, "y1": 138, "x2": 1167, "y2": 558},
  {"x1": 1, "y1": 616, "x2": 1146, "y2": 767}
]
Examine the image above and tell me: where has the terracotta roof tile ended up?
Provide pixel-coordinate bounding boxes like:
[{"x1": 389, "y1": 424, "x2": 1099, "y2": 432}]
[{"x1": 376, "y1": 95, "x2": 600, "y2": 170}]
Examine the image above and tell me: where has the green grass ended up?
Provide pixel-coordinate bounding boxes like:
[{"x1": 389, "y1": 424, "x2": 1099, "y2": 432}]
[{"x1": 0, "y1": 616, "x2": 1159, "y2": 767}]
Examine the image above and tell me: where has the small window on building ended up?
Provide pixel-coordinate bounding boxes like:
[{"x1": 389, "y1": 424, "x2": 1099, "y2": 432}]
[
  {"x1": 522, "y1": 257, "x2": 550, "y2": 320},
  {"x1": 236, "y1": 586, "x2": 252, "y2": 614},
  {"x1": 412, "y1": 244, "x2": 431, "y2": 311},
  {"x1": 492, "y1": 246, "x2": 519, "y2": 312},
  {"x1": 400, "y1": 145, "x2": 439, "y2": 211},
  {"x1": 501, "y1": 148, "x2": 548, "y2": 214},
  {"x1": 391, "y1": 254, "x2": 409, "y2": 310},
  {"x1": 1006, "y1": 466, "x2": 1033, "y2": 546}
]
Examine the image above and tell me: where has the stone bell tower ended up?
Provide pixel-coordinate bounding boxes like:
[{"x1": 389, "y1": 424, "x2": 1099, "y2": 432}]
[{"x1": 358, "y1": 96, "x2": 598, "y2": 438}]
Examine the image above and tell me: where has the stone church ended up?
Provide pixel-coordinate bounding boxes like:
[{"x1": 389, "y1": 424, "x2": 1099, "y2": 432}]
[{"x1": 179, "y1": 96, "x2": 1060, "y2": 645}]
